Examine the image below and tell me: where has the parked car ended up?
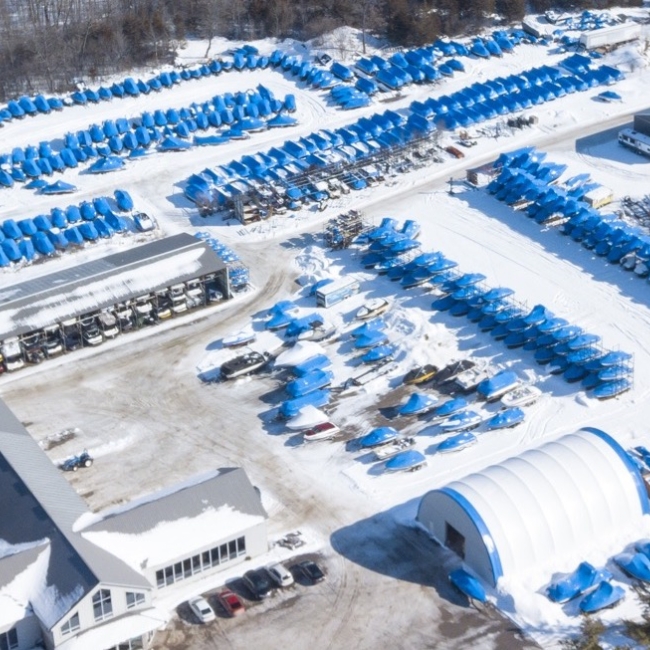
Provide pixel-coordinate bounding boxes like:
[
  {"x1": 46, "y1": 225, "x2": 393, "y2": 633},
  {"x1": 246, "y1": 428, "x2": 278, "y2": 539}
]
[
  {"x1": 61, "y1": 449, "x2": 93, "y2": 472},
  {"x1": 267, "y1": 562, "x2": 294, "y2": 588},
  {"x1": 188, "y1": 596, "x2": 216, "y2": 623},
  {"x1": 215, "y1": 589, "x2": 245, "y2": 617},
  {"x1": 294, "y1": 560, "x2": 326, "y2": 584},
  {"x1": 242, "y1": 568, "x2": 274, "y2": 600}
]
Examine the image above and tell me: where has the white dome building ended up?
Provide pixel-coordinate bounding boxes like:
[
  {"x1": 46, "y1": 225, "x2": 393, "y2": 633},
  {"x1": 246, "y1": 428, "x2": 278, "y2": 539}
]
[{"x1": 417, "y1": 428, "x2": 650, "y2": 587}]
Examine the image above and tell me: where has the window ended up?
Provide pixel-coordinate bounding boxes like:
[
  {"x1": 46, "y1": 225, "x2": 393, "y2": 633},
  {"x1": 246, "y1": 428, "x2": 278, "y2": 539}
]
[
  {"x1": 61, "y1": 612, "x2": 80, "y2": 636},
  {"x1": 0, "y1": 629, "x2": 18, "y2": 650},
  {"x1": 92, "y1": 589, "x2": 113, "y2": 622},
  {"x1": 155, "y1": 536, "x2": 248, "y2": 588},
  {"x1": 126, "y1": 592, "x2": 146, "y2": 609}
]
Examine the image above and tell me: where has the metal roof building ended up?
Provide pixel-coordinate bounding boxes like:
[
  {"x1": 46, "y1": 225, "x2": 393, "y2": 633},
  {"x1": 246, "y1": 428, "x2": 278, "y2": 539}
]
[
  {"x1": 417, "y1": 428, "x2": 649, "y2": 588},
  {"x1": 81, "y1": 468, "x2": 269, "y2": 590},
  {"x1": 0, "y1": 392, "x2": 267, "y2": 650},
  {"x1": 0, "y1": 233, "x2": 228, "y2": 340},
  {"x1": 83, "y1": 468, "x2": 267, "y2": 536}
]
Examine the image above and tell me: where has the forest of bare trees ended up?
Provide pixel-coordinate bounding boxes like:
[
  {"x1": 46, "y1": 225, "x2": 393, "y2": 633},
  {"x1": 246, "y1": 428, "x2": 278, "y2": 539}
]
[{"x1": 0, "y1": 0, "x2": 643, "y2": 101}]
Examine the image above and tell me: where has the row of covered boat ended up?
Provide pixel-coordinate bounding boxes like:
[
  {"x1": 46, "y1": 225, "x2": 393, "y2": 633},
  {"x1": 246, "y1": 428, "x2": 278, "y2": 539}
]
[
  {"x1": 358, "y1": 217, "x2": 633, "y2": 399},
  {"x1": 356, "y1": 427, "x2": 427, "y2": 472},
  {"x1": 452, "y1": 536, "x2": 650, "y2": 613},
  {"x1": 0, "y1": 83, "x2": 296, "y2": 189},
  {"x1": 544, "y1": 538, "x2": 650, "y2": 614},
  {"x1": 0, "y1": 189, "x2": 143, "y2": 264},
  {"x1": 354, "y1": 376, "x2": 538, "y2": 460},
  {"x1": 181, "y1": 50, "x2": 622, "y2": 216},
  {"x1": 487, "y1": 147, "x2": 650, "y2": 284},
  {"x1": 0, "y1": 44, "x2": 270, "y2": 127}
]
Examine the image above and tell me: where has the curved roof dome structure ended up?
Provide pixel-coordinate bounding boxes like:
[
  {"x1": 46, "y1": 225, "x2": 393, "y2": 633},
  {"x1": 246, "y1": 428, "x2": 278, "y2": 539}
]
[{"x1": 417, "y1": 428, "x2": 649, "y2": 586}]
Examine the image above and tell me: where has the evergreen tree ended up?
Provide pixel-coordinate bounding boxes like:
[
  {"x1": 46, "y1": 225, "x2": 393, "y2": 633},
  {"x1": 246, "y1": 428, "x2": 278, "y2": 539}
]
[
  {"x1": 561, "y1": 616, "x2": 607, "y2": 650},
  {"x1": 496, "y1": 0, "x2": 525, "y2": 23},
  {"x1": 624, "y1": 583, "x2": 650, "y2": 646}
]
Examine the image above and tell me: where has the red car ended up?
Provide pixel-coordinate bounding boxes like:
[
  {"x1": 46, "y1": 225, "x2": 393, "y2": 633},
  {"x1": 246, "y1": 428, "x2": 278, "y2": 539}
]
[{"x1": 215, "y1": 589, "x2": 245, "y2": 617}]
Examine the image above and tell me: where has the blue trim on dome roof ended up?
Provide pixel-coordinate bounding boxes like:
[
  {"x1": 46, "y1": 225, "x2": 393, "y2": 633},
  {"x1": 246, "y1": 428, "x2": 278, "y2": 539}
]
[
  {"x1": 439, "y1": 487, "x2": 504, "y2": 584},
  {"x1": 582, "y1": 427, "x2": 650, "y2": 516}
]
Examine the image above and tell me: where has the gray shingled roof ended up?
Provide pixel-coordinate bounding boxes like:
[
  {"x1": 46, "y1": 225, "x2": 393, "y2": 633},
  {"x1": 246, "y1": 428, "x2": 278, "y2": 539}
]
[
  {"x1": 0, "y1": 233, "x2": 227, "y2": 340},
  {"x1": 83, "y1": 468, "x2": 268, "y2": 535}
]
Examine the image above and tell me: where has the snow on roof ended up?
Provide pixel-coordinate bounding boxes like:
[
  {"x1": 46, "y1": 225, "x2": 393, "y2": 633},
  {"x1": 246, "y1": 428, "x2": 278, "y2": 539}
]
[
  {"x1": 57, "y1": 606, "x2": 168, "y2": 650},
  {"x1": 0, "y1": 234, "x2": 224, "y2": 340},
  {"x1": 83, "y1": 504, "x2": 264, "y2": 573},
  {"x1": 425, "y1": 429, "x2": 648, "y2": 587},
  {"x1": 0, "y1": 541, "x2": 49, "y2": 628},
  {"x1": 73, "y1": 468, "x2": 228, "y2": 531},
  {"x1": 79, "y1": 467, "x2": 266, "y2": 571},
  {"x1": 583, "y1": 185, "x2": 613, "y2": 200},
  {"x1": 0, "y1": 538, "x2": 48, "y2": 562}
]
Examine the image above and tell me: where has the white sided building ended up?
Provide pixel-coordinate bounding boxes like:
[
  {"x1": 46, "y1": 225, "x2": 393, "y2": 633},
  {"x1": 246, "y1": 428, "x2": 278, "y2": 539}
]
[
  {"x1": 0, "y1": 396, "x2": 268, "y2": 650},
  {"x1": 417, "y1": 428, "x2": 650, "y2": 588},
  {"x1": 619, "y1": 111, "x2": 650, "y2": 158}
]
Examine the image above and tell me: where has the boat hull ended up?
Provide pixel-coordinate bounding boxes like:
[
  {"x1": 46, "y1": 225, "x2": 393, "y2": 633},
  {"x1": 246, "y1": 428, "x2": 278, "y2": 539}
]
[
  {"x1": 501, "y1": 385, "x2": 541, "y2": 408},
  {"x1": 384, "y1": 450, "x2": 427, "y2": 472},
  {"x1": 374, "y1": 437, "x2": 416, "y2": 460},
  {"x1": 356, "y1": 299, "x2": 390, "y2": 320},
  {"x1": 222, "y1": 331, "x2": 257, "y2": 348},
  {"x1": 439, "y1": 411, "x2": 482, "y2": 432},
  {"x1": 221, "y1": 352, "x2": 270, "y2": 379},
  {"x1": 437, "y1": 431, "x2": 477, "y2": 453}
]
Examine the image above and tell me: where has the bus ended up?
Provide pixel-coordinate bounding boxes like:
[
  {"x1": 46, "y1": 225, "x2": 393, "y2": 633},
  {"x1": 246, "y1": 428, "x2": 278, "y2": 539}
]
[{"x1": 316, "y1": 277, "x2": 360, "y2": 308}]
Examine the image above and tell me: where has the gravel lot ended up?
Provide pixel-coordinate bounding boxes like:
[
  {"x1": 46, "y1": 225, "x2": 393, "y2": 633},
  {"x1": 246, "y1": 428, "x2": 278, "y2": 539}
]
[{"x1": 0, "y1": 223, "x2": 541, "y2": 650}]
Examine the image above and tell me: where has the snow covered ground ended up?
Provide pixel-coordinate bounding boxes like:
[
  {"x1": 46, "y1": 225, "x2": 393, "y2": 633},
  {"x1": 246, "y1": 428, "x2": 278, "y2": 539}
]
[{"x1": 1, "y1": 13, "x2": 650, "y2": 649}]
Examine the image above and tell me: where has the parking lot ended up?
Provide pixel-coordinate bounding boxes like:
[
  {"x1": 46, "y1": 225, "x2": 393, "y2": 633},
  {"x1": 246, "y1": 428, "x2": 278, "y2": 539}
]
[
  {"x1": 0, "y1": 228, "x2": 540, "y2": 650},
  {"x1": 155, "y1": 540, "x2": 537, "y2": 650}
]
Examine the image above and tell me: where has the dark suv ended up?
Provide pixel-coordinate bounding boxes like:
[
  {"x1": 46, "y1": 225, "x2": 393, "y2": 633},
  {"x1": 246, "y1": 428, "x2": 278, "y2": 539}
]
[
  {"x1": 294, "y1": 560, "x2": 325, "y2": 584},
  {"x1": 242, "y1": 569, "x2": 274, "y2": 600}
]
